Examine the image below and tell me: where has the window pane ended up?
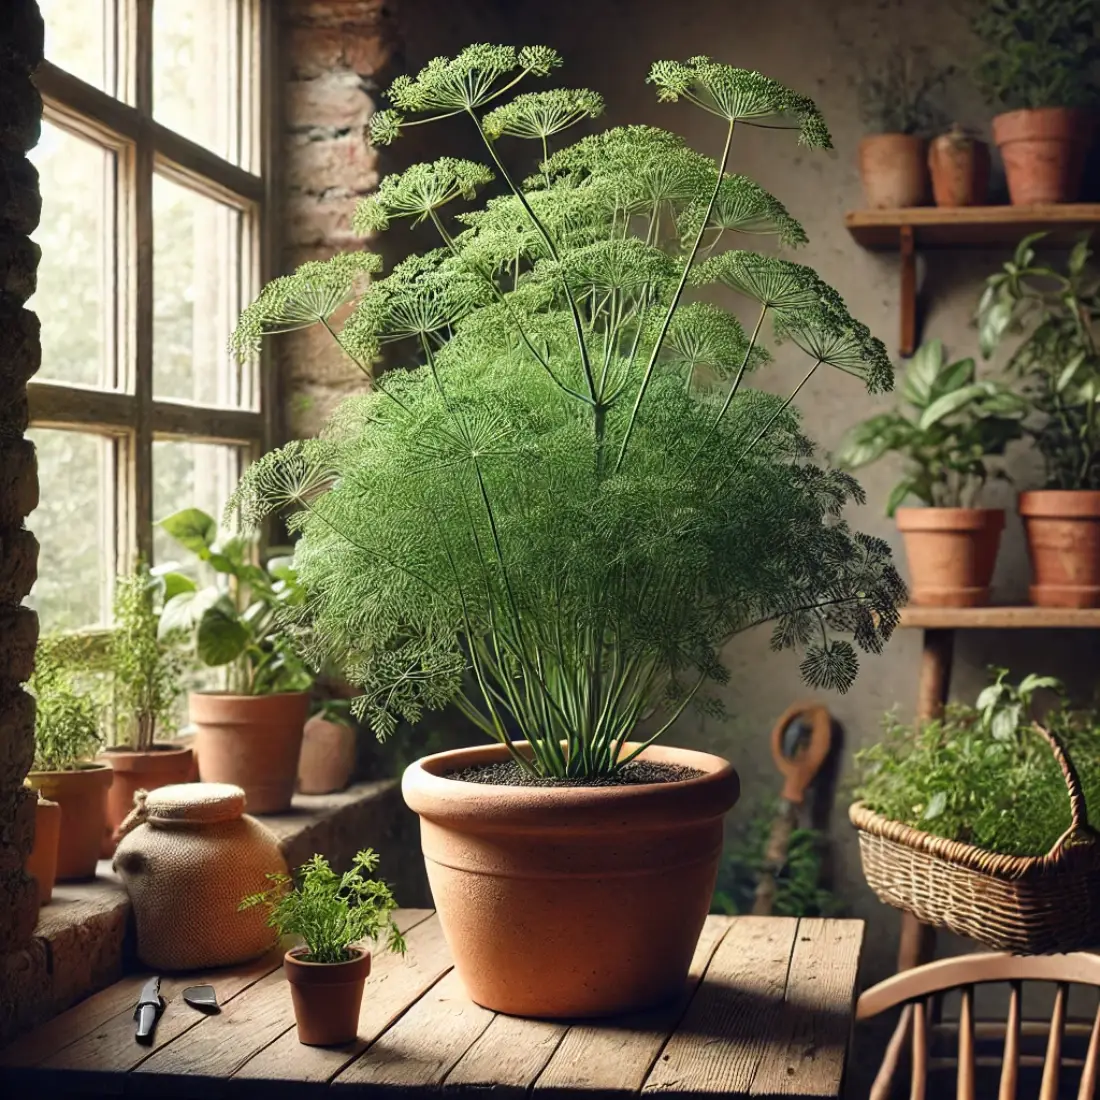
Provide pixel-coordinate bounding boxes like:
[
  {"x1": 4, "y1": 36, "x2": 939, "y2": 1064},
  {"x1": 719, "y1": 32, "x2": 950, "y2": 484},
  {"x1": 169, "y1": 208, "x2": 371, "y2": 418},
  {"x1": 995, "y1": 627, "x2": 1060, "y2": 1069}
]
[
  {"x1": 29, "y1": 122, "x2": 116, "y2": 389},
  {"x1": 39, "y1": 0, "x2": 113, "y2": 94},
  {"x1": 153, "y1": 0, "x2": 241, "y2": 162},
  {"x1": 153, "y1": 175, "x2": 249, "y2": 406},
  {"x1": 152, "y1": 440, "x2": 243, "y2": 574},
  {"x1": 27, "y1": 429, "x2": 113, "y2": 630}
]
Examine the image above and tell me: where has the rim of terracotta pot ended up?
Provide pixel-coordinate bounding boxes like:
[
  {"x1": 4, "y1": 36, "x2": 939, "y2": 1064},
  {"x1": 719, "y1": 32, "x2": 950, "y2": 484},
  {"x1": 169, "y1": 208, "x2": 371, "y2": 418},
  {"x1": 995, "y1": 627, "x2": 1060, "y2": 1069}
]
[
  {"x1": 992, "y1": 106, "x2": 1092, "y2": 142},
  {"x1": 894, "y1": 506, "x2": 1005, "y2": 533},
  {"x1": 98, "y1": 743, "x2": 193, "y2": 768},
  {"x1": 403, "y1": 741, "x2": 739, "y2": 832},
  {"x1": 284, "y1": 945, "x2": 371, "y2": 985},
  {"x1": 189, "y1": 690, "x2": 310, "y2": 718},
  {"x1": 1019, "y1": 490, "x2": 1100, "y2": 518},
  {"x1": 26, "y1": 762, "x2": 114, "y2": 782},
  {"x1": 859, "y1": 132, "x2": 926, "y2": 146}
]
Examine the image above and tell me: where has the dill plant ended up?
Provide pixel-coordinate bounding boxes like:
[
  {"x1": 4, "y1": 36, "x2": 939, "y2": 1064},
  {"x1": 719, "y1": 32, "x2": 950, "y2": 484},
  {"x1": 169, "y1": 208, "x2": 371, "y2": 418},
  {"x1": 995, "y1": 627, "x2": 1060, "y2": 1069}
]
[{"x1": 229, "y1": 46, "x2": 906, "y2": 778}]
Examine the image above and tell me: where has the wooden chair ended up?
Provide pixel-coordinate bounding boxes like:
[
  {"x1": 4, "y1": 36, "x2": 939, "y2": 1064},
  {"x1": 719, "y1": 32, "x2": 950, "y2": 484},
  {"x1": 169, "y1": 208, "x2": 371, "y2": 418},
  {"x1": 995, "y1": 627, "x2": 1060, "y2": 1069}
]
[{"x1": 856, "y1": 952, "x2": 1100, "y2": 1100}]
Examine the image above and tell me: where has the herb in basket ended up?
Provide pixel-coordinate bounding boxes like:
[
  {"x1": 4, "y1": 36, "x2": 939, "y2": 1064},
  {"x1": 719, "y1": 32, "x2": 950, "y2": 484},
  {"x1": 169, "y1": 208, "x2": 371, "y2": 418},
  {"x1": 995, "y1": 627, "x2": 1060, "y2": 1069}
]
[{"x1": 854, "y1": 670, "x2": 1100, "y2": 857}]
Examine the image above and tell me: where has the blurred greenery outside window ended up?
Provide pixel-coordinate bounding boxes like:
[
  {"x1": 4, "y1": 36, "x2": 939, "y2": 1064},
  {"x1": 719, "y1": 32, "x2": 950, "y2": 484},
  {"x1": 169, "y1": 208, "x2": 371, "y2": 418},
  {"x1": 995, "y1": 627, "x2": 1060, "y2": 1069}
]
[{"x1": 28, "y1": 0, "x2": 270, "y2": 638}]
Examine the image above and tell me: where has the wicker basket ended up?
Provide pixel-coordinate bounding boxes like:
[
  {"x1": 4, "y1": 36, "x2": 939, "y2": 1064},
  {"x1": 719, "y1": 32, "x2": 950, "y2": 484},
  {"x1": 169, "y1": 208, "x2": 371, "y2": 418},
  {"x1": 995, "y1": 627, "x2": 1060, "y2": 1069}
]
[{"x1": 851, "y1": 722, "x2": 1100, "y2": 954}]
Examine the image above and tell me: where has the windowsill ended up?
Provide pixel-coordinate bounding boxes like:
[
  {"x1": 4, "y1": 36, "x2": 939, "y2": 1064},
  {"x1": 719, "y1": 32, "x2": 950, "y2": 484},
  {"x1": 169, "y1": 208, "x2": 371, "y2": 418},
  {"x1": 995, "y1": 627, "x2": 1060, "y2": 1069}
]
[{"x1": 3, "y1": 778, "x2": 424, "y2": 1044}]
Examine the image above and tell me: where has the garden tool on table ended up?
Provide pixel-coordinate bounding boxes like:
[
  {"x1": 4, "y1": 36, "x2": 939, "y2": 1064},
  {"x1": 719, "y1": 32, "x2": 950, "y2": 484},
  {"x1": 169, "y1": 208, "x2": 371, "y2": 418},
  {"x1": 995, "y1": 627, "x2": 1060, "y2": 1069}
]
[{"x1": 751, "y1": 702, "x2": 833, "y2": 916}]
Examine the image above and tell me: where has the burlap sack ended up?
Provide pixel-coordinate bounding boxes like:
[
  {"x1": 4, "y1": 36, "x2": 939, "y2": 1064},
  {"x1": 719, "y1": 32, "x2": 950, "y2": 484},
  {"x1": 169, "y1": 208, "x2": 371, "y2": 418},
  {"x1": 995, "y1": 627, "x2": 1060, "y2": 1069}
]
[{"x1": 113, "y1": 782, "x2": 287, "y2": 971}]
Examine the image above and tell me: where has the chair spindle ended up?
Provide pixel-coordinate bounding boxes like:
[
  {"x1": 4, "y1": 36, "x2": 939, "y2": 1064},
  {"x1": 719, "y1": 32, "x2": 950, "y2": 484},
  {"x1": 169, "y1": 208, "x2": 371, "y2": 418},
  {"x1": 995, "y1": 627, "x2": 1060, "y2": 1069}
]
[{"x1": 1039, "y1": 981, "x2": 1067, "y2": 1100}]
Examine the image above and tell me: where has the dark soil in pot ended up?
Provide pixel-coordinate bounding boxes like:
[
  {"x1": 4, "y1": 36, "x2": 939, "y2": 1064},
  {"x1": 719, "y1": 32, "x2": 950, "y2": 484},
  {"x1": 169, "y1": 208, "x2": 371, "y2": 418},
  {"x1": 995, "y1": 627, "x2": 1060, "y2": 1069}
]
[{"x1": 449, "y1": 760, "x2": 704, "y2": 787}]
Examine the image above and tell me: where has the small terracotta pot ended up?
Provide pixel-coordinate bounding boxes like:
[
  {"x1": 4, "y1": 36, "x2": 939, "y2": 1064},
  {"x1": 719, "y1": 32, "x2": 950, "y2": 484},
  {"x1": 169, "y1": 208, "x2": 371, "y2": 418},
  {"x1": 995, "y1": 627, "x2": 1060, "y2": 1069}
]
[
  {"x1": 284, "y1": 946, "x2": 371, "y2": 1046},
  {"x1": 895, "y1": 507, "x2": 1005, "y2": 607},
  {"x1": 1019, "y1": 490, "x2": 1100, "y2": 608},
  {"x1": 26, "y1": 764, "x2": 113, "y2": 881},
  {"x1": 858, "y1": 134, "x2": 929, "y2": 208},
  {"x1": 97, "y1": 743, "x2": 195, "y2": 856},
  {"x1": 928, "y1": 127, "x2": 990, "y2": 207},
  {"x1": 190, "y1": 692, "x2": 309, "y2": 814},
  {"x1": 403, "y1": 741, "x2": 739, "y2": 1018},
  {"x1": 992, "y1": 108, "x2": 1093, "y2": 205},
  {"x1": 298, "y1": 716, "x2": 357, "y2": 795},
  {"x1": 26, "y1": 796, "x2": 61, "y2": 905}
]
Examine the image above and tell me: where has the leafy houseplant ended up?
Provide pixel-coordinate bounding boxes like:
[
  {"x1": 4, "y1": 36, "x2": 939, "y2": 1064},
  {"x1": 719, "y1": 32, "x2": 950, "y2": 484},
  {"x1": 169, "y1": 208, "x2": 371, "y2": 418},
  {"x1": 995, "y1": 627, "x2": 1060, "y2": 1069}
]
[
  {"x1": 98, "y1": 564, "x2": 194, "y2": 851},
  {"x1": 836, "y1": 339, "x2": 1026, "y2": 606},
  {"x1": 973, "y1": 0, "x2": 1100, "y2": 204},
  {"x1": 26, "y1": 636, "x2": 113, "y2": 881},
  {"x1": 230, "y1": 45, "x2": 904, "y2": 1016},
  {"x1": 855, "y1": 49, "x2": 947, "y2": 208},
  {"x1": 240, "y1": 850, "x2": 404, "y2": 1046},
  {"x1": 979, "y1": 234, "x2": 1100, "y2": 606},
  {"x1": 158, "y1": 508, "x2": 315, "y2": 813}
]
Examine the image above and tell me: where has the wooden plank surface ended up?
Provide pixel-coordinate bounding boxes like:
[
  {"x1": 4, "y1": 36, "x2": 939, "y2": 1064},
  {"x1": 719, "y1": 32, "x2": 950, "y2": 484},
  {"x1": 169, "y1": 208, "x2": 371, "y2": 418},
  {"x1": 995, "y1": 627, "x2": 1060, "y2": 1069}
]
[
  {"x1": 845, "y1": 205, "x2": 1100, "y2": 250},
  {"x1": 445, "y1": 1013, "x2": 566, "y2": 1098},
  {"x1": 231, "y1": 909, "x2": 451, "y2": 1091},
  {"x1": 642, "y1": 917, "x2": 801, "y2": 1098},
  {"x1": 332, "y1": 970, "x2": 495, "y2": 1091},
  {"x1": 534, "y1": 915, "x2": 732, "y2": 1098},
  {"x1": 900, "y1": 606, "x2": 1100, "y2": 630},
  {"x1": 749, "y1": 919, "x2": 865, "y2": 1098}
]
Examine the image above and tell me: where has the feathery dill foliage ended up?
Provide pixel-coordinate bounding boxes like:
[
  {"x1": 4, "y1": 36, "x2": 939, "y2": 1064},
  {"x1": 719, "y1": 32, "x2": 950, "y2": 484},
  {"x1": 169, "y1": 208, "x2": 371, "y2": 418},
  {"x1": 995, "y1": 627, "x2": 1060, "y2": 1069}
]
[{"x1": 230, "y1": 44, "x2": 905, "y2": 778}]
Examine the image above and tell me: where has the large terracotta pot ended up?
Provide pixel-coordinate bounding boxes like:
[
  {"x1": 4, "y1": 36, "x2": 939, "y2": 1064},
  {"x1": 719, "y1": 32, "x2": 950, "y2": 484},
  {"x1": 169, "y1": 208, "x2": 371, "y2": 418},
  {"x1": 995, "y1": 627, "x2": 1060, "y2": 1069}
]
[
  {"x1": 928, "y1": 127, "x2": 990, "y2": 207},
  {"x1": 190, "y1": 692, "x2": 309, "y2": 814},
  {"x1": 297, "y1": 715, "x2": 357, "y2": 795},
  {"x1": 1019, "y1": 490, "x2": 1100, "y2": 608},
  {"x1": 97, "y1": 743, "x2": 195, "y2": 856},
  {"x1": 26, "y1": 795, "x2": 61, "y2": 905},
  {"x1": 895, "y1": 507, "x2": 1005, "y2": 607},
  {"x1": 858, "y1": 134, "x2": 929, "y2": 208},
  {"x1": 402, "y1": 741, "x2": 740, "y2": 1018},
  {"x1": 284, "y1": 946, "x2": 371, "y2": 1046},
  {"x1": 26, "y1": 764, "x2": 113, "y2": 881},
  {"x1": 992, "y1": 108, "x2": 1093, "y2": 205}
]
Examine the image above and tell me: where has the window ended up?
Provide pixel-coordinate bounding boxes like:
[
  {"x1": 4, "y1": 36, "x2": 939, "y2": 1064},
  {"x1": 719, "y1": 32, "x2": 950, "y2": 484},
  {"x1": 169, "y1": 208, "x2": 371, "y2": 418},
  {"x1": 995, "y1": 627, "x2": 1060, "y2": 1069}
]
[{"x1": 28, "y1": 0, "x2": 275, "y2": 629}]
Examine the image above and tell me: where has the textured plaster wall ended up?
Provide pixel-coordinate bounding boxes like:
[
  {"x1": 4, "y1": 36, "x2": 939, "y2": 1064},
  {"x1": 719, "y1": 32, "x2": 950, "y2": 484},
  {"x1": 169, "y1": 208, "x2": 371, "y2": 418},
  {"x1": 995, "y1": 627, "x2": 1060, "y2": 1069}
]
[{"x1": 280, "y1": 0, "x2": 1098, "y2": 988}]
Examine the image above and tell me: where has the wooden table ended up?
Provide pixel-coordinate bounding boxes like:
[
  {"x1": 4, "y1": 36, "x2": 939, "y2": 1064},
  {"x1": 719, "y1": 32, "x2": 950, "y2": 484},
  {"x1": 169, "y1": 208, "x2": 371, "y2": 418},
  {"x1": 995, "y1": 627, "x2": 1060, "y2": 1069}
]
[{"x1": 0, "y1": 910, "x2": 864, "y2": 1099}]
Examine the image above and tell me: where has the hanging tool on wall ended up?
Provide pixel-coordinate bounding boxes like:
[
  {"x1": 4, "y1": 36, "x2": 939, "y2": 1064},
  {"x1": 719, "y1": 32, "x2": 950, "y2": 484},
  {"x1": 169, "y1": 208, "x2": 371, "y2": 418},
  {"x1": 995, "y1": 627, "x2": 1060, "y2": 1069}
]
[{"x1": 751, "y1": 702, "x2": 834, "y2": 916}]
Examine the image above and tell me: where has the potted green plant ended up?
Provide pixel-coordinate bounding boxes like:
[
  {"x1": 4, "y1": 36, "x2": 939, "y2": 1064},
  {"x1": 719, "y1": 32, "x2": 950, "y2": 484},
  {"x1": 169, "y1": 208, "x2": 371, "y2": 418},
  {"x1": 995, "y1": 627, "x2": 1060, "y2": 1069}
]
[
  {"x1": 856, "y1": 48, "x2": 947, "y2": 208},
  {"x1": 240, "y1": 849, "x2": 405, "y2": 1046},
  {"x1": 25, "y1": 636, "x2": 112, "y2": 881},
  {"x1": 836, "y1": 339, "x2": 1027, "y2": 606},
  {"x1": 979, "y1": 233, "x2": 1100, "y2": 606},
  {"x1": 229, "y1": 45, "x2": 905, "y2": 1017},
  {"x1": 158, "y1": 508, "x2": 314, "y2": 813},
  {"x1": 974, "y1": 0, "x2": 1099, "y2": 205},
  {"x1": 298, "y1": 697, "x2": 358, "y2": 795},
  {"x1": 24, "y1": 787, "x2": 60, "y2": 907},
  {"x1": 97, "y1": 564, "x2": 193, "y2": 851},
  {"x1": 928, "y1": 123, "x2": 991, "y2": 208},
  {"x1": 850, "y1": 670, "x2": 1100, "y2": 951}
]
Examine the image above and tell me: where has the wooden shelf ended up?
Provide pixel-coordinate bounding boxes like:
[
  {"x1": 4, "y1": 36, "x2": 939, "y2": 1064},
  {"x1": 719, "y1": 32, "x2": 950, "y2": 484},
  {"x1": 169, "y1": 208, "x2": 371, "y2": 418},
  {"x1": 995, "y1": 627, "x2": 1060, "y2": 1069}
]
[
  {"x1": 844, "y1": 205, "x2": 1100, "y2": 356},
  {"x1": 845, "y1": 204, "x2": 1100, "y2": 250},
  {"x1": 900, "y1": 605, "x2": 1100, "y2": 630}
]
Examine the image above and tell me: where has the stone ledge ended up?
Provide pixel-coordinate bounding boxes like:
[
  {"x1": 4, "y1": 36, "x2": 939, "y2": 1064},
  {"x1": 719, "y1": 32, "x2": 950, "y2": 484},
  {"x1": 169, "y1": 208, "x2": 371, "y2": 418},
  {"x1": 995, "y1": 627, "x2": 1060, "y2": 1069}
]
[{"x1": 0, "y1": 778, "x2": 425, "y2": 1043}]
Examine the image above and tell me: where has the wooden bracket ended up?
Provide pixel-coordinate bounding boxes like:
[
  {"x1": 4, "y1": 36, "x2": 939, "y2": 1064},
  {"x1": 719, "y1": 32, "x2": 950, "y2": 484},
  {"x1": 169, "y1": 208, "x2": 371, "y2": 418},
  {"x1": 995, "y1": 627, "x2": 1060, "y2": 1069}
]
[{"x1": 899, "y1": 224, "x2": 917, "y2": 358}]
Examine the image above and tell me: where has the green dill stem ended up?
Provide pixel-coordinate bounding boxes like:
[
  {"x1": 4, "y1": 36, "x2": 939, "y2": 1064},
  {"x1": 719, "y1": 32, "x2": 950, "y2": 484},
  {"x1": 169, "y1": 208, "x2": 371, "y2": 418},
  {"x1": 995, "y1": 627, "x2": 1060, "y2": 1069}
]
[
  {"x1": 738, "y1": 358, "x2": 823, "y2": 459},
  {"x1": 614, "y1": 118, "x2": 737, "y2": 473},
  {"x1": 466, "y1": 108, "x2": 600, "y2": 409}
]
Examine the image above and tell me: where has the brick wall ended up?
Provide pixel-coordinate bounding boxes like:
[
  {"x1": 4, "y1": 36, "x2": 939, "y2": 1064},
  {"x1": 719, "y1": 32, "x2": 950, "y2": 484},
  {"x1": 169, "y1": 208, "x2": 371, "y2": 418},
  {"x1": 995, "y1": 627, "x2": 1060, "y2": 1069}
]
[
  {"x1": 0, "y1": 0, "x2": 42, "y2": 950},
  {"x1": 0, "y1": 0, "x2": 43, "y2": 1036}
]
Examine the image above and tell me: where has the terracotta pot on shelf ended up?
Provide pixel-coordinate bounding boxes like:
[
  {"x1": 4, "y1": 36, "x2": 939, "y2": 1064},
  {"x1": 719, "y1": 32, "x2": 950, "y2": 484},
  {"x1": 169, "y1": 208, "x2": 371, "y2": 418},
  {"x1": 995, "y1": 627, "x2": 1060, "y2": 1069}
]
[
  {"x1": 297, "y1": 715, "x2": 357, "y2": 796},
  {"x1": 1019, "y1": 490, "x2": 1100, "y2": 608},
  {"x1": 858, "y1": 134, "x2": 929, "y2": 208},
  {"x1": 928, "y1": 126, "x2": 991, "y2": 206},
  {"x1": 992, "y1": 108, "x2": 1093, "y2": 205},
  {"x1": 190, "y1": 692, "x2": 309, "y2": 814},
  {"x1": 25, "y1": 764, "x2": 113, "y2": 881},
  {"x1": 895, "y1": 507, "x2": 1005, "y2": 607},
  {"x1": 284, "y1": 946, "x2": 371, "y2": 1046},
  {"x1": 26, "y1": 795, "x2": 61, "y2": 905},
  {"x1": 97, "y1": 742, "x2": 195, "y2": 856},
  {"x1": 402, "y1": 741, "x2": 739, "y2": 1019}
]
